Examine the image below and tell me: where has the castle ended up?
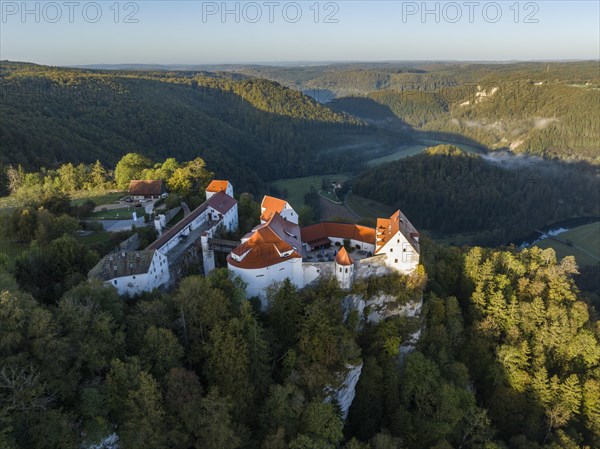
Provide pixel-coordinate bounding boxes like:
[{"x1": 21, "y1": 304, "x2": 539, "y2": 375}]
[
  {"x1": 88, "y1": 180, "x2": 238, "y2": 295},
  {"x1": 227, "y1": 193, "x2": 420, "y2": 302},
  {"x1": 89, "y1": 180, "x2": 420, "y2": 298}
]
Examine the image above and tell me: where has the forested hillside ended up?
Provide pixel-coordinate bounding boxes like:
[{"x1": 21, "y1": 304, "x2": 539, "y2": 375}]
[
  {"x1": 352, "y1": 145, "x2": 600, "y2": 245},
  {"x1": 1, "y1": 229, "x2": 599, "y2": 448},
  {"x1": 0, "y1": 62, "x2": 374, "y2": 191},
  {"x1": 233, "y1": 62, "x2": 600, "y2": 162},
  {"x1": 364, "y1": 79, "x2": 599, "y2": 162}
]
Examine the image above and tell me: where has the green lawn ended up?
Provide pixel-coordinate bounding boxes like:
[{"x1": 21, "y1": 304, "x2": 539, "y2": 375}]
[
  {"x1": 74, "y1": 230, "x2": 115, "y2": 246},
  {"x1": 367, "y1": 138, "x2": 483, "y2": 167},
  {"x1": 535, "y1": 222, "x2": 600, "y2": 267},
  {"x1": 88, "y1": 206, "x2": 143, "y2": 220},
  {"x1": 71, "y1": 191, "x2": 125, "y2": 206},
  {"x1": 272, "y1": 174, "x2": 350, "y2": 212},
  {"x1": 345, "y1": 193, "x2": 395, "y2": 220}
]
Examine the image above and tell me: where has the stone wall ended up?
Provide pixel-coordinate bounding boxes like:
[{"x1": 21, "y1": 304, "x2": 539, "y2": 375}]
[
  {"x1": 113, "y1": 233, "x2": 140, "y2": 253},
  {"x1": 354, "y1": 254, "x2": 394, "y2": 280},
  {"x1": 302, "y1": 261, "x2": 335, "y2": 286}
]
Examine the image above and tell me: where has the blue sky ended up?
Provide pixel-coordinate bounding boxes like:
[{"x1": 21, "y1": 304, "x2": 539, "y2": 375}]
[{"x1": 1, "y1": 1, "x2": 598, "y2": 65}]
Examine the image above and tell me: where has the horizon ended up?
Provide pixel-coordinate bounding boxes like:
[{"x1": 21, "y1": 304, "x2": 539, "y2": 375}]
[
  {"x1": 4, "y1": 58, "x2": 599, "y2": 69},
  {"x1": 1, "y1": 1, "x2": 599, "y2": 65}
]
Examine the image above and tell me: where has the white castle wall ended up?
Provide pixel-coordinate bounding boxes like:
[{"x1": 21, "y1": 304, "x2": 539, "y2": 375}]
[
  {"x1": 208, "y1": 204, "x2": 238, "y2": 232},
  {"x1": 376, "y1": 231, "x2": 419, "y2": 274},
  {"x1": 109, "y1": 251, "x2": 170, "y2": 296},
  {"x1": 228, "y1": 257, "x2": 304, "y2": 305},
  {"x1": 325, "y1": 238, "x2": 375, "y2": 253},
  {"x1": 303, "y1": 261, "x2": 335, "y2": 286},
  {"x1": 158, "y1": 208, "x2": 209, "y2": 255}
]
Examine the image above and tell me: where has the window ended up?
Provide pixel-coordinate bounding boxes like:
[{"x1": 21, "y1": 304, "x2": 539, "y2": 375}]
[
  {"x1": 390, "y1": 248, "x2": 393, "y2": 252},
  {"x1": 395, "y1": 259, "x2": 398, "y2": 263},
  {"x1": 133, "y1": 276, "x2": 136, "y2": 279},
  {"x1": 339, "y1": 268, "x2": 342, "y2": 272},
  {"x1": 345, "y1": 268, "x2": 348, "y2": 273},
  {"x1": 114, "y1": 280, "x2": 118, "y2": 285},
  {"x1": 256, "y1": 274, "x2": 265, "y2": 278}
]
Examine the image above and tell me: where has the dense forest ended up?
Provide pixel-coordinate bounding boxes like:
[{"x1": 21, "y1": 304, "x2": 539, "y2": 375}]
[
  {"x1": 1, "y1": 213, "x2": 599, "y2": 448},
  {"x1": 352, "y1": 145, "x2": 600, "y2": 246},
  {"x1": 0, "y1": 62, "x2": 380, "y2": 192},
  {"x1": 363, "y1": 80, "x2": 599, "y2": 162}
]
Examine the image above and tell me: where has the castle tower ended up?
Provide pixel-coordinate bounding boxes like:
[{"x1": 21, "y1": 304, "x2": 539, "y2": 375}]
[{"x1": 335, "y1": 247, "x2": 354, "y2": 290}]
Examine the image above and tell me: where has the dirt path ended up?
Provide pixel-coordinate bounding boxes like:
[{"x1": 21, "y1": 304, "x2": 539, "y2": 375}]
[{"x1": 319, "y1": 197, "x2": 360, "y2": 222}]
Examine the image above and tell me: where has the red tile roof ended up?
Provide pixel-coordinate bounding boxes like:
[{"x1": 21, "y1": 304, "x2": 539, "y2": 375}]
[
  {"x1": 206, "y1": 180, "x2": 231, "y2": 193},
  {"x1": 207, "y1": 191, "x2": 237, "y2": 214},
  {"x1": 227, "y1": 212, "x2": 302, "y2": 269},
  {"x1": 375, "y1": 210, "x2": 420, "y2": 254},
  {"x1": 301, "y1": 222, "x2": 376, "y2": 248},
  {"x1": 335, "y1": 247, "x2": 354, "y2": 266},
  {"x1": 261, "y1": 195, "x2": 288, "y2": 222},
  {"x1": 129, "y1": 180, "x2": 165, "y2": 196}
]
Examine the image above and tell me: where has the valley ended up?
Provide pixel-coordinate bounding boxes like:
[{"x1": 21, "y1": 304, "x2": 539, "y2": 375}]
[{"x1": 0, "y1": 59, "x2": 599, "y2": 449}]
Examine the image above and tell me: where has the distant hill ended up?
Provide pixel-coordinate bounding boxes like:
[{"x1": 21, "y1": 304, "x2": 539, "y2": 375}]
[
  {"x1": 0, "y1": 62, "x2": 379, "y2": 191},
  {"x1": 228, "y1": 61, "x2": 600, "y2": 162}
]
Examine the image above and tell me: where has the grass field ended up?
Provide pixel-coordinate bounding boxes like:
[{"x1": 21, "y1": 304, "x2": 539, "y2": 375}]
[
  {"x1": 367, "y1": 138, "x2": 483, "y2": 167},
  {"x1": 271, "y1": 174, "x2": 350, "y2": 212},
  {"x1": 74, "y1": 230, "x2": 115, "y2": 246},
  {"x1": 535, "y1": 222, "x2": 600, "y2": 267},
  {"x1": 71, "y1": 191, "x2": 125, "y2": 206},
  {"x1": 88, "y1": 206, "x2": 143, "y2": 220},
  {"x1": 345, "y1": 193, "x2": 395, "y2": 220}
]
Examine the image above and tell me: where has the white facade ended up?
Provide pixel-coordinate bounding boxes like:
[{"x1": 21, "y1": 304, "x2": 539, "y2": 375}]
[
  {"x1": 376, "y1": 231, "x2": 419, "y2": 274},
  {"x1": 274, "y1": 203, "x2": 298, "y2": 224},
  {"x1": 228, "y1": 257, "x2": 304, "y2": 305},
  {"x1": 228, "y1": 206, "x2": 419, "y2": 300},
  {"x1": 335, "y1": 261, "x2": 354, "y2": 290},
  {"x1": 323, "y1": 238, "x2": 375, "y2": 254},
  {"x1": 157, "y1": 208, "x2": 210, "y2": 255},
  {"x1": 107, "y1": 251, "x2": 170, "y2": 296},
  {"x1": 302, "y1": 262, "x2": 334, "y2": 287},
  {"x1": 206, "y1": 181, "x2": 234, "y2": 199},
  {"x1": 208, "y1": 203, "x2": 238, "y2": 232}
]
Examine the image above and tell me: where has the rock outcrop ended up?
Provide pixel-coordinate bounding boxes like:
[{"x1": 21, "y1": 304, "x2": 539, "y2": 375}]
[{"x1": 327, "y1": 362, "x2": 363, "y2": 421}]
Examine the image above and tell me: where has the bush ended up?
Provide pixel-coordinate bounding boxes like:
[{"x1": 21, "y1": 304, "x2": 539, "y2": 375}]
[
  {"x1": 77, "y1": 200, "x2": 96, "y2": 218},
  {"x1": 165, "y1": 193, "x2": 181, "y2": 209}
]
